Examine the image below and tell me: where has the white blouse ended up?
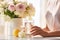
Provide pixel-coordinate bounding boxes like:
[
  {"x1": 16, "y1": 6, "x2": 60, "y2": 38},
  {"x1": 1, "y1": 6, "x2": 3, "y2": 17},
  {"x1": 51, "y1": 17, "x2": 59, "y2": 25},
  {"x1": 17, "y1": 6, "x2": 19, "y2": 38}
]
[{"x1": 46, "y1": 0, "x2": 60, "y2": 32}]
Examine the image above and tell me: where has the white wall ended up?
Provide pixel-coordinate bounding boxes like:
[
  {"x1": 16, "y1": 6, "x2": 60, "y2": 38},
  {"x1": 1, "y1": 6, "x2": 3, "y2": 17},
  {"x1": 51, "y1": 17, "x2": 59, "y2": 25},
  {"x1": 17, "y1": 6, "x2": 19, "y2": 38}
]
[
  {"x1": 40, "y1": 0, "x2": 47, "y2": 29},
  {"x1": 27, "y1": 0, "x2": 41, "y2": 27}
]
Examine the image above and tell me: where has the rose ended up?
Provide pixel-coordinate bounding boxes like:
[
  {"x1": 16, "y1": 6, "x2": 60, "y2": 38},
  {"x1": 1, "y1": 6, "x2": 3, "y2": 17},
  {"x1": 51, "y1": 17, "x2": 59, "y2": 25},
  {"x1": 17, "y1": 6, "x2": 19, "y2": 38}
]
[
  {"x1": 8, "y1": 4, "x2": 15, "y2": 12},
  {"x1": 16, "y1": 3, "x2": 26, "y2": 12}
]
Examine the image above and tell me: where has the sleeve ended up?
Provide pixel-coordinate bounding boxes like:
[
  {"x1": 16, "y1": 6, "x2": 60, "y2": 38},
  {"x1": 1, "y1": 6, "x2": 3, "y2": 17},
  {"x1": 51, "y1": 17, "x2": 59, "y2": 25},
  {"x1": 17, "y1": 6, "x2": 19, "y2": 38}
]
[
  {"x1": 47, "y1": 0, "x2": 58, "y2": 14},
  {"x1": 54, "y1": 4, "x2": 60, "y2": 31},
  {"x1": 46, "y1": 0, "x2": 60, "y2": 32},
  {"x1": 46, "y1": 11, "x2": 54, "y2": 32}
]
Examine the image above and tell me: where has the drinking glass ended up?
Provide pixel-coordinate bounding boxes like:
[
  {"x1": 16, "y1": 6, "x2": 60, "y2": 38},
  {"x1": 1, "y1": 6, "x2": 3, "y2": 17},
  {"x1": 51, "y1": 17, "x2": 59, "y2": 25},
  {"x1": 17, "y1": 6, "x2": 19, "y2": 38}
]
[{"x1": 24, "y1": 18, "x2": 34, "y2": 38}]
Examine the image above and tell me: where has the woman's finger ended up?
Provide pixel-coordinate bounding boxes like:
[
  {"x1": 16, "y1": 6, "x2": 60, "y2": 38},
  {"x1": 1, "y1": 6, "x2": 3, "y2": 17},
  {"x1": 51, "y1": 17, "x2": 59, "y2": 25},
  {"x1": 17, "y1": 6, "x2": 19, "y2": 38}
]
[
  {"x1": 31, "y1": 26, "x2": 40, "y2": 29},
  {"x1": 31, "y1": 30, "x2": 40, "y2": 36},
  {"x1": 30, "y1": 27, "x2": 40, "y2": 32}
]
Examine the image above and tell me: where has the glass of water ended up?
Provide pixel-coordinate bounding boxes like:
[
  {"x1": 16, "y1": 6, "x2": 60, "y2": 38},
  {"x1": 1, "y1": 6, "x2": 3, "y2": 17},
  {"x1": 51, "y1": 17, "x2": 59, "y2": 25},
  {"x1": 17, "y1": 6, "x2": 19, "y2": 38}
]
[{"x1": 24, "y1": 19, "x2": 34, "y2": 38}]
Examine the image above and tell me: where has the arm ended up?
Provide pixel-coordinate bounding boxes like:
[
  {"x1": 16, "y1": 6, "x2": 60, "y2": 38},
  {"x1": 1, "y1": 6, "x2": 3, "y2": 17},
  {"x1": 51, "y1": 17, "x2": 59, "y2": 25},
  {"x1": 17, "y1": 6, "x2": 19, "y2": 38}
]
[
  {"x1": 31, "y1": 26, "x2": 60, "y2": 37},
  {"x1": 42, "y1": 25, "x2": 60, "y2": 37},
  {"x1": 43, "y1": 25, "x2": 50, "y2": 33},
  {"x1": 39, "y1": 29, "x2": 60, "y2": 37},
  {"x1": 47, "y1": 31, "x2": 60, "y2": 37}
]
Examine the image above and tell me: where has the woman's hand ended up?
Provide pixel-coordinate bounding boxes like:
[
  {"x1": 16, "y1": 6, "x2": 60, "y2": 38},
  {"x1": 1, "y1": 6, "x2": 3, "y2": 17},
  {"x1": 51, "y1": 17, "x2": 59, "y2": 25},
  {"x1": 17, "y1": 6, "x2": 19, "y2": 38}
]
[
  {"x1": 30, "y1": 26, "x2": 60, "y2": 37},
  {"x1": 30, "y1": 26, "x2": 44, "y2": 36}
]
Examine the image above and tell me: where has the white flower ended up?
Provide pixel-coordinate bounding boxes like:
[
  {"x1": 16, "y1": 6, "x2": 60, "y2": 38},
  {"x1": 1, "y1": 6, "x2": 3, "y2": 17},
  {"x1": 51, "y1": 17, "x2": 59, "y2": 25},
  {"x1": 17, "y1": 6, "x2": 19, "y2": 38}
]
[
  {"x1": 18, "y1": 31, "x2": 26, "y2": 38},
  {"x1": 27, "y1": 3, "x2": 35, "y2": 16},
  {"x1": 8, "y1": 4, "x2": 15, "y2": 12},
  {"x1": 16, "y1": 3, "x2": 26, "y2": 12},
  {"x1": 0, "y1": 1, "x2": 8, "y2": 8},
  {"x1": 8, "y1": 2, "x2": 14, "y2": 5},
  {"x1": 0, "y1": 8, "x2": 4, "y2": 14},
  {"x1": 14, "y1": 11, "x2": 24, "y2": 18}
]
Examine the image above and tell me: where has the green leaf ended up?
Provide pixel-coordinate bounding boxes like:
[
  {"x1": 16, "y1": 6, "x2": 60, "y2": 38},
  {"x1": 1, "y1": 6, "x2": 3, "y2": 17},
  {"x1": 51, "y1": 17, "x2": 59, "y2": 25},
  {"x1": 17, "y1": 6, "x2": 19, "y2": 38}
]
[{"x1": 4, "y1": 9, "x2": 19, "y2": 18}]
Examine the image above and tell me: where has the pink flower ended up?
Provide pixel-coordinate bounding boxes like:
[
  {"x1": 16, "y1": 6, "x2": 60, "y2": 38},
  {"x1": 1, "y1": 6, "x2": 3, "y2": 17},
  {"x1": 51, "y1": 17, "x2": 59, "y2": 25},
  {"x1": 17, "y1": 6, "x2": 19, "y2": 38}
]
[
  {"x1": 16, "y1": 3, "x2": 26, "y2": 12},
  {"x1": 8, "y1": 4, "x2": 15, "y2": 12}
]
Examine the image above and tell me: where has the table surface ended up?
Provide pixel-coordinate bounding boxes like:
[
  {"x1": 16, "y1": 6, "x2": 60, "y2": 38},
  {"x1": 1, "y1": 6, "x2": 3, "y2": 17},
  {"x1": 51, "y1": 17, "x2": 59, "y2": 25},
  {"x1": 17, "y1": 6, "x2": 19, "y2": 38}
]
[
  {"x1": 0, "y1": 35, "x2": 60, "y2": 40},
  {"x1": 0, "y1": 33, "x2": 60, "y2": 40}
]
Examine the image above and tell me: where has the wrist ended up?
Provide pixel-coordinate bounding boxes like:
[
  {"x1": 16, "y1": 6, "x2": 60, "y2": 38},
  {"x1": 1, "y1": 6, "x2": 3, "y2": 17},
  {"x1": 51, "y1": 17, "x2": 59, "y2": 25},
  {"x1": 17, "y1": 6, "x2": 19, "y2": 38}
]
[{"x1": 39, "y1": 30, "x2": 49, "y2": 37}]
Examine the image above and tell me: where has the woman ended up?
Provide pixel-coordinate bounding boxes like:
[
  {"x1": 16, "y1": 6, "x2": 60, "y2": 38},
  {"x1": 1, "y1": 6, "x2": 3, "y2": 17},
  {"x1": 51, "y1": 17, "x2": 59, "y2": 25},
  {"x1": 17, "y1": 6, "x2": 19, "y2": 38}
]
[{"x1": 30, "y1": 0, "x2": 60, "y2": 37}]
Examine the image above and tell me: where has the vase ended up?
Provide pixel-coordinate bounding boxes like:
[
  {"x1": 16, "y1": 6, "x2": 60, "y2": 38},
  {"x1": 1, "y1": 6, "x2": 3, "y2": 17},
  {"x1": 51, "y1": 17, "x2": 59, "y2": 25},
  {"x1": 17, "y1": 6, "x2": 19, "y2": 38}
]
[
  {"x1": 4, "y1": 18, "x2": 23, "y2": 39},
  {"x1": 0, "y1": 14, "x2": 5, "y2": 35}
]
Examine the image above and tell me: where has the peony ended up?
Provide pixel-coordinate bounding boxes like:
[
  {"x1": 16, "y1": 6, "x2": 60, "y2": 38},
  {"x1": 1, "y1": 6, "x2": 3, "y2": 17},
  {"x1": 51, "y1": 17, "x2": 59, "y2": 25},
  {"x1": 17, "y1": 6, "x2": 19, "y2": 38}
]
[
  {"x1": 8, "y1": 4, "x2": 15, "y2": 12},
  {"x1": 16, "y1": 3, "x2": 26, "y2": 12}
]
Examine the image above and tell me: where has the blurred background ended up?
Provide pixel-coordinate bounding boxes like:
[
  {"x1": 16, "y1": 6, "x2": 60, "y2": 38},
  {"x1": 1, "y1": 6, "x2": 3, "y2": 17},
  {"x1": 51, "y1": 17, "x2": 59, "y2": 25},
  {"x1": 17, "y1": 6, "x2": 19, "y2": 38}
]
[{"x1": 0, "y1": 0, "x2": 47, "y2": 35}]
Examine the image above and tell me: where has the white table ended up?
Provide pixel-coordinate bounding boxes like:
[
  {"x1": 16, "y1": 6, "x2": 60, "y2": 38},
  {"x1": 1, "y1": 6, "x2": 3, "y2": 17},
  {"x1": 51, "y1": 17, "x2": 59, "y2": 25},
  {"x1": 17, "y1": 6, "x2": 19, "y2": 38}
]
[{"x1": 0, "y1": 35, "x2": 60, "y2": 40}]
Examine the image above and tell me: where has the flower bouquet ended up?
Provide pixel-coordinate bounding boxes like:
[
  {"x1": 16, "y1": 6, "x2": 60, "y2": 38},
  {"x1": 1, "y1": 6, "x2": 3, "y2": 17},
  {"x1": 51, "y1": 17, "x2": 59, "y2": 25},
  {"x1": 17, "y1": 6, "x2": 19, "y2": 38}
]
[
  {"x1": 0, "y1": 0, "x2": 35, "y2": 19},
  {"x1": 0, "y1": 0, "x2": 35, "y2": 38}
]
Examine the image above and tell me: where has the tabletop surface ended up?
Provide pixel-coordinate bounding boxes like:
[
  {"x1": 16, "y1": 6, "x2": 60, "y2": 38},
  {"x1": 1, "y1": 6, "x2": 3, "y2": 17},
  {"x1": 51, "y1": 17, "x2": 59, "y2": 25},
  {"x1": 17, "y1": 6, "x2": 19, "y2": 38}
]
[{"x1": 0, "y1": 35, "x2": 60, "y2": 40}]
